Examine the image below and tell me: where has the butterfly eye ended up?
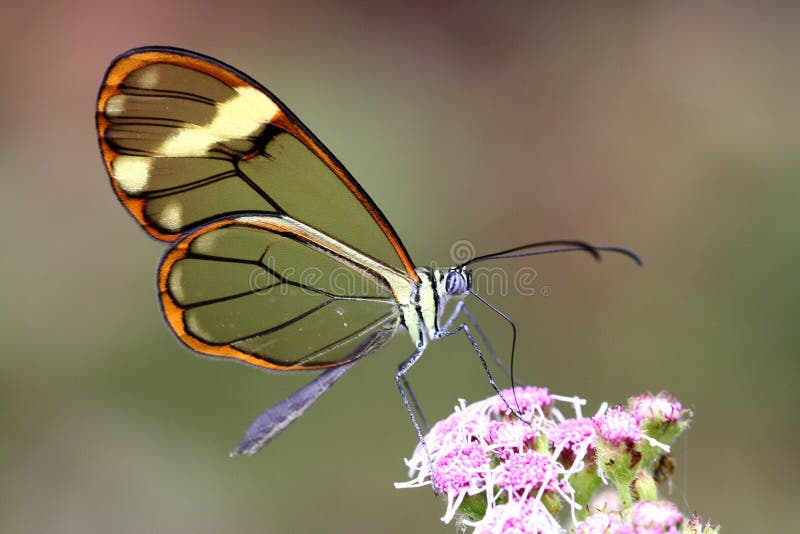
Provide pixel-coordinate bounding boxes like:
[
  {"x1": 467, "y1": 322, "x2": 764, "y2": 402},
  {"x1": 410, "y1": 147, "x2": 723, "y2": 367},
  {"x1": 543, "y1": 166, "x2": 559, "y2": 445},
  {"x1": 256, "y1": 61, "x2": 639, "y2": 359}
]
[{"x1": 444, "y1": 269, "x2": 469, "y2": 296}]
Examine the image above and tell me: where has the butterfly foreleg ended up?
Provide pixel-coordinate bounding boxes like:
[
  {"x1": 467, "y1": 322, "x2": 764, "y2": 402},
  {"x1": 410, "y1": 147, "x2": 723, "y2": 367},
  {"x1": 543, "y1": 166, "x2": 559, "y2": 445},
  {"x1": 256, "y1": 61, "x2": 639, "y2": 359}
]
[
  {"x1": 440, "y1": 299, "x2": 465, "y2": 332},
  {"x1": 458, "y1": 304, "x2": 523, "y2": 387}
]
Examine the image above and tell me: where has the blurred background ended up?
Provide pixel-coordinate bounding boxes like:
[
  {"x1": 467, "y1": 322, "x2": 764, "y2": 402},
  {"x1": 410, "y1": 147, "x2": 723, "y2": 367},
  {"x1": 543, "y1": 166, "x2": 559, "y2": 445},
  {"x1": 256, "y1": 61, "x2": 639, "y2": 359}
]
[{"x1": 2, "y1": 1, "x2": 798, "y2": 532}]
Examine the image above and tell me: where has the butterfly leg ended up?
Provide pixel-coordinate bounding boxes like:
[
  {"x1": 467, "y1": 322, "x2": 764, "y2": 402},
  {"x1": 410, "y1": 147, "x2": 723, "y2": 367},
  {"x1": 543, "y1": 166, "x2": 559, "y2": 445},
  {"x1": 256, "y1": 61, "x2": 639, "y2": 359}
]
[
  {"x1": 398, "y1": 365, "x2": 430, "y2": 432},
  {"x1": 442, "y1": 300, "x2": 521, "y2": 387},
  {"x1": 440, "y1": 299, "x2": 466, "y2": 331},
  {"x1": 459, "y1": 305, "x2": 523, "y2": 387},
  {"x1": 395, "y1": 343, "x2": 440, "y2": 492},
  {"x1": 231, "y1": 361, "x2": 358, "y2": 456}
]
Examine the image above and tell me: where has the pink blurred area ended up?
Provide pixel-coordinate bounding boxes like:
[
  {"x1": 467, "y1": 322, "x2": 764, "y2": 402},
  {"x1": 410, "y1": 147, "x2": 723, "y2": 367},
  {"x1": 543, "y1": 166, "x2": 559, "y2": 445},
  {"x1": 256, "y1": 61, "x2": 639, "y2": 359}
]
[{"x1": 2, "y1": 1, "x2": 798, "y2": 532}]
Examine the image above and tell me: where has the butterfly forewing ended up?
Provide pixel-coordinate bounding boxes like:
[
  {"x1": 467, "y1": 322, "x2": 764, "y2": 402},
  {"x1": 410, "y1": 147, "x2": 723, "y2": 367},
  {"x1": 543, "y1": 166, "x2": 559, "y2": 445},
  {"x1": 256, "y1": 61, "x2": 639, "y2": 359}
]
[{"x1": 97, "y1": 47, "x2": 418, "y2": 280}]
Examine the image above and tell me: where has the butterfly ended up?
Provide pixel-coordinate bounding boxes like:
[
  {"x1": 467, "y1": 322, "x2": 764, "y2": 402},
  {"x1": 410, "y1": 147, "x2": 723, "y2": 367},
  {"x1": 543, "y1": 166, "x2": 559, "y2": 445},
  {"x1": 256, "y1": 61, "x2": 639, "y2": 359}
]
[{"x1": 96, "y1": 46, "x2": 640, "y2": 456}]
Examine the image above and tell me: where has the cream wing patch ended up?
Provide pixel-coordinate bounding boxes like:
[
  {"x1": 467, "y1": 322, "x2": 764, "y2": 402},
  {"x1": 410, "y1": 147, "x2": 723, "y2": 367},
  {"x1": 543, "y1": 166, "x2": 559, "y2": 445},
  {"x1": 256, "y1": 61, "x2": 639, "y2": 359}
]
[
  {"x1": 104, "y1": 94, "x2": 128, "y2": 117},
  {"x1": 159, "y1": 202, "x2": 184, "y2": 231},
  {"x1": 159, "y1": 86, "x2": 280, "y2": 157},
  {"x1": 133, "y1": 64, "x2": 161, "y2": 89},
  {"x1": 112, "y1": 156, "x2": 152, "y2": 194}
]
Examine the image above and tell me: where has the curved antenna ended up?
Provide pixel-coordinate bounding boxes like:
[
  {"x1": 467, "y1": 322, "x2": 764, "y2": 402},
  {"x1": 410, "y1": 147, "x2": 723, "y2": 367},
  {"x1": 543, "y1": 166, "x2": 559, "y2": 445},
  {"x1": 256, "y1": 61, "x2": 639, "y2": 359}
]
[
  {"x1": 461, "y1": 241, "x2": 642, "y2": 268},
  {"x1": 469, "y1": 289, "x2": 522, "y2": 414}
]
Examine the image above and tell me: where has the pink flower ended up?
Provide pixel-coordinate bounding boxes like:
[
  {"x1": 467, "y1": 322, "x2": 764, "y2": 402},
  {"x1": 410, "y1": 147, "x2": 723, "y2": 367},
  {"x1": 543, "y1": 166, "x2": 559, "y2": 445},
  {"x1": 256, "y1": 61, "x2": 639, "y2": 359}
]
[
  {"x1": 549, "y1": 416, "x2": 596, "y2": 464},
  {"x1": 594, "y1": 406, "x2": 641, "y2": 446},
  {"x1": 493, "y1": 450, "x2": 570, "y2": 498},
  {"x1": 486, "y1": 419, "x2": 539, "y2": 459},
  {"x1": 423, "y1": 414, "x2": 462, "y2": 450},
  {"x1": 402, "y1": 400, "x2": 492, "y2": 476},
  {"x1": 629, "y1": 393, "x2": 682, "y2": 424},
  {"x1": 395, "y1": 389, "x2": 707, "y2": 532},
  {"x1": 574, "y1": 511, "x2": 630, "y2": 534},
  {"x1": 424, "y1": 403, "x2": 487, "y2": 451},
  {"x1": 629, "y1": 500, "x2": 684, "y2": 533},
  {"x1": 432, "y1": 441, "x2": 490, "y2": 496},
  {"x1": 431, "y1": 441, "x2": 493, "y2": 523},
  {"x1": 488, "y1": 386, "x2": 554, "y2": 419},
  {"x1": 472, "y1": 499, "x2": 560, "y2": 533}
]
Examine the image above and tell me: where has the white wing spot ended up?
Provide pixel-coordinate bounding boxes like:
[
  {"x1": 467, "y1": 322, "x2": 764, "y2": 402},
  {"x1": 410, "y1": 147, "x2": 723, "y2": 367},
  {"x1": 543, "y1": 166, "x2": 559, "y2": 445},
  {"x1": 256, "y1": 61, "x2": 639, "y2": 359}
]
[
  {"x1": 160, "y1": 202, "x2": 183, "y2": 231},
  {"x1": 113, "y1": 156, "x2": 151, "y2": 194},
  {"x1": 105, "y1": 95, "x2": 127, "y2": 117},
  {"x1": 137, "y1": 66, "x2": 160, "y2": 89}
]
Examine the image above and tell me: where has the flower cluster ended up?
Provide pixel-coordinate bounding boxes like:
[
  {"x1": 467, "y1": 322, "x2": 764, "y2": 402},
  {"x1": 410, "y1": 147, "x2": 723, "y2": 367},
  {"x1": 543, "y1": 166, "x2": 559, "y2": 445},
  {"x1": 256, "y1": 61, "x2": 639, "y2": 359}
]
[
  {"x1": 396, "y1": 389, "x2": 718, "y2": 533},
  {"x1": 573, "y1": 500, "x2": 689, "y2": 534}
]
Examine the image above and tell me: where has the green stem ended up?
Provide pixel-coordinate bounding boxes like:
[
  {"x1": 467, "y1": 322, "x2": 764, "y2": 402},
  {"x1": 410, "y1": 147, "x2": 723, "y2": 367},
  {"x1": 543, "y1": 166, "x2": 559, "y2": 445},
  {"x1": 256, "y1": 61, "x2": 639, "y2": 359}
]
[{"x1": 615, "y1": 480, "x2": 634, "y2": 509}]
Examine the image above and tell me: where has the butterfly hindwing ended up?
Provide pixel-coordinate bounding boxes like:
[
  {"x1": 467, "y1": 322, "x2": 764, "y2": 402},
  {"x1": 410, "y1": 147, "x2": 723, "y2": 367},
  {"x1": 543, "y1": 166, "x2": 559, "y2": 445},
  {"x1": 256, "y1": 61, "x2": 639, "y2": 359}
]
[{"x1": 158, "y1": 215, "x2": 409, "y2": 370}]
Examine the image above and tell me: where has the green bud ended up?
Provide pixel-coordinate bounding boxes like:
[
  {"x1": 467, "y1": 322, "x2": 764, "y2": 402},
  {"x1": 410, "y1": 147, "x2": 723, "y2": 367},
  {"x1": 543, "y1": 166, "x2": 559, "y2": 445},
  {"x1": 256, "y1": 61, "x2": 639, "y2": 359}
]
[{"x1": 632, "y1": 471, "x2": 658, "y2": 502}]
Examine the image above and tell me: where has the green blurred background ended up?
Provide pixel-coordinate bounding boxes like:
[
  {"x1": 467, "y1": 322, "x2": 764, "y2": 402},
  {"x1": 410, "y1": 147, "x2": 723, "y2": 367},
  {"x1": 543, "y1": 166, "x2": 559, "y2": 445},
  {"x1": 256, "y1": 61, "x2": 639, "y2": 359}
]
[{"x1": 2, "y1": 1, "x2": 798, "y2": 532}]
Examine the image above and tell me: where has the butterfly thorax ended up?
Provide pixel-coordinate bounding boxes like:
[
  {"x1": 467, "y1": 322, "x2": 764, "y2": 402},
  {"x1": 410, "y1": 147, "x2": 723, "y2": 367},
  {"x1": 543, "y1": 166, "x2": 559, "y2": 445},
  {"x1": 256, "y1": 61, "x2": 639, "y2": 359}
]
[{"x1": 401, "y1": 266, "x2": 471, "y2": 346}]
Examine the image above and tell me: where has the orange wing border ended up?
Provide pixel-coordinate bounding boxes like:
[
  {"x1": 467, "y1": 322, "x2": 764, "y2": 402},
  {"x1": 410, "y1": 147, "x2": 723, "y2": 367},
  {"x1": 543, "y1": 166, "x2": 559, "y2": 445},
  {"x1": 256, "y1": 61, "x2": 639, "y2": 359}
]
[{"x1": 97, "y1": 46, "x2": 419, "y2": 282}]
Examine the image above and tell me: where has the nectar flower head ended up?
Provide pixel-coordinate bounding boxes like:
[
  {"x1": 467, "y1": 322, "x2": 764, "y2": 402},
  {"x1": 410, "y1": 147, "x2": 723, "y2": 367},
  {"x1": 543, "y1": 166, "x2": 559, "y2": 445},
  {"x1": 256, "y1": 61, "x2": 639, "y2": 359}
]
[
  {"x1": 401, "y1": 399, "x2": 491, "y2": 479},
  {"x1": 629, "y1": 392, "x2": 682, "y2": 425},
  {"x1": 424, "y1": 401, "x2": 489, "y2": 451},
  {"x1": 592, "y1": 407, "x2": 645, "y2": 505},
  {"x1": 594, "y1": 406, "x2": 642, "y2": 446},
  {"x1": 472, "y1": 499, "x2": 560, "y2": 534},
  {"x1": 549, "y1": 416, "x2": 596, "y2": 463},
  {"x1": 433, "y1": 441, "x2": 491, "y2": 496},
  {"x1": 629, "y1": 500, "x2": 684, "y2": 532},
  {"x1": 487, "y1": 386, "x2": 553, "y2": 419},
  {"x1": 396, "y1": 389, "x2": 711, "y2": 533},
  {"x1": 486, "y1": 419, "x2": 539, "y2": 460},
  {"x1": 493, "y1": 449, "x2": 571, "y2": 499},
  {"x1": 430, "y1": 441, "x2": 492, "y2": 523},
  {"x1": 573, "y1": 511, "x2": 628, "y2": 534}
]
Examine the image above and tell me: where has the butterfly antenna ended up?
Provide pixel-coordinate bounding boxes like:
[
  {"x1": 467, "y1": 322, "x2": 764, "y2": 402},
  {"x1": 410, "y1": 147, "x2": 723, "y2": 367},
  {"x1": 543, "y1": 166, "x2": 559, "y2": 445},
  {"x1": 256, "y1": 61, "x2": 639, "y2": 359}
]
[{"x1": 460, "y1": 240, "x2": 642, "y2": 267}]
